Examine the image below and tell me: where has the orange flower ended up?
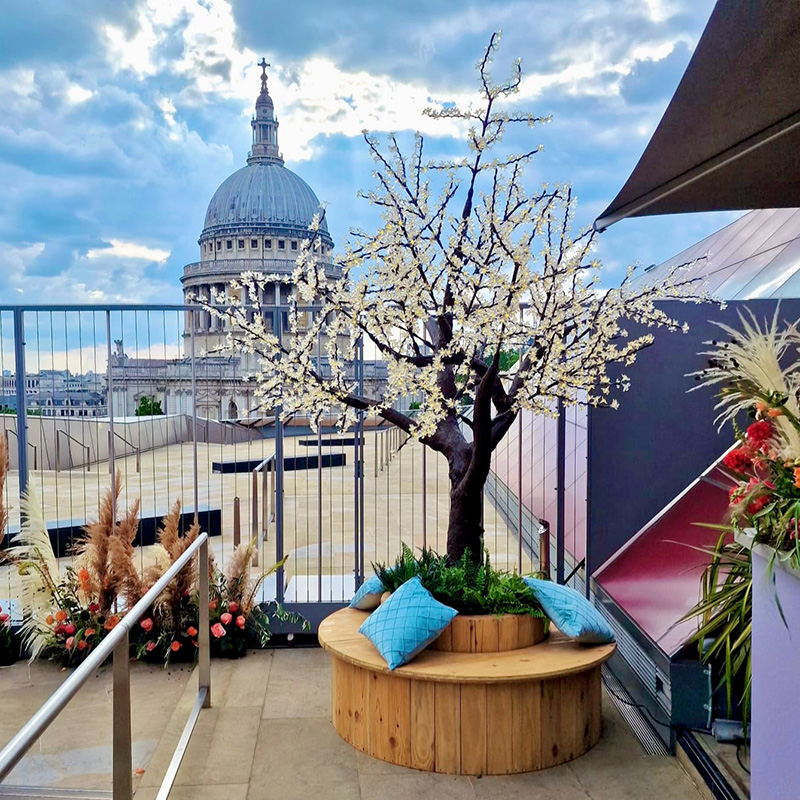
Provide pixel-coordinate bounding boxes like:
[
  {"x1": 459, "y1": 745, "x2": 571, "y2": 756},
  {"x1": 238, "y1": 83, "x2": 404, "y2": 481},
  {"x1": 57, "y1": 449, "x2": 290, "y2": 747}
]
[
  {"x1": 186, "y1": 626, "x2": 198, "y2": 637},
  {"x1": 170, "y1": 641, "x2": 181, "y2": 652},
  {"x1": 756, "y1": 401, "x2": 768, "y2": 413},
  {"x1": 104, "y1": 615, "x2": 119, "y2": 631},
  {"x1": 77, "y1": 640, "x2": 87, "y2": 650},
  {"x1": 768, "y1": 408, "x2": 783, "y2": 417},
  {"x1": 45, "y1": 614, "x2": 54, "y2": 626},
  {"x1": 793, "y1": 467, "x2": 800, "y2": 489},
  {"x1": 84, "y1": 628, "x2": 96, "y2": 638},
  {"x1": 208, "y1": 599, "x2": 218, "y2": 611},
  {"x1": 55, "y1": 610, "x2": 67, "y2": 622}
]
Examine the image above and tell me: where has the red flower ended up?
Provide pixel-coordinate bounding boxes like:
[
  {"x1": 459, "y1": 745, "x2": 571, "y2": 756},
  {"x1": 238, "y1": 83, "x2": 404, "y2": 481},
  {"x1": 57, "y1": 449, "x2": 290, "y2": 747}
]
[
  {"x1": 145, "y1": 641, "x2": 157, "y2": 652},
  {"x1": 723, "y1": 448, "x2": 752, "y2": 473},
  {"x1": 746, "y1": 421, "x2": 773, "y2": 449},
  {"x1": 170, "y1": 641, "x2": 181, "y2": 652},
  {"x1": 729, "y1": 486, "x2": 744, "y2": 505},
  {"x1": 63, "y1": 623, "x2": 76, "y2": 636},
  {"x1": 186, "y1": 626, "x2": 198, "y2": 637},
  {"x1": 211, "y1": 623, "x2": 226, "y2": 638},
  {"x1": 228, "y1": 602, "x2": 239, "y2": 614},
  {"x1": 747, "y1": 495, "x2": 771, "y2": 515},
  {"x1": 140, "y1": 618, "x2": 154, "y2": 632},
  {"x1": 89, "y1": 603, "x2": 99, "y2": 613},
  {"x1": 77, "y1": 640, "x2": 87, "y2": 651},
  {"x1": 192, "y1": 639, "x2": 199, "y2": 647},
  {"x1": 220, "y1": 612, "x2": 232, "y2": 626},
  {"x1": 0, "y1": 613, "x2": 9, "y2": 624},
  {"x1": 236, "y1": 615, "x2": 246, "y2": 629}
]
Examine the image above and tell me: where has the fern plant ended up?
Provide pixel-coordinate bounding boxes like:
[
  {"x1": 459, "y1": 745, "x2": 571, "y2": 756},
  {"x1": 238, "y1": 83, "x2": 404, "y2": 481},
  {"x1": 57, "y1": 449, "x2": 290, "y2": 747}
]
[{"x1": 374, "y1": 544, "x2": 545, "y2": 617}]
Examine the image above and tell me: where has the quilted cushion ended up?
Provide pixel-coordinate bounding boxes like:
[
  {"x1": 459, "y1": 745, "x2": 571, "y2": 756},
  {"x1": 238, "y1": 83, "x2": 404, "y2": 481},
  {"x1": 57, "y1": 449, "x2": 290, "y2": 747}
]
[
  {"x1": 350, "y1": 574, "x2": 386, "y2": 610},
  {"x1": 358, "y1": 577, "x2": 457, "y2": 669},
  {"x1": 523, "y1": 577, "x2": 615, "y2": 644}
]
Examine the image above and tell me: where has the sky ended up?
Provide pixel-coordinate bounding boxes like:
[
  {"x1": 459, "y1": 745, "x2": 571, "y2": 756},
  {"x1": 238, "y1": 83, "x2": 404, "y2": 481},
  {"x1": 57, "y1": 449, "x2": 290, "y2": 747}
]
[{"x1": 0, "y1": 0, "x2": 742, "y2": 307}]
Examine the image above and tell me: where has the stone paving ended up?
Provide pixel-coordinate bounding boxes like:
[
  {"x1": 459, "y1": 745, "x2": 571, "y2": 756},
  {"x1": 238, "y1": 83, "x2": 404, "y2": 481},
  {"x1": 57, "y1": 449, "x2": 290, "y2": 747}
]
[{"x1": 135, "y1": 648, "x2": 705, "y2": 800}]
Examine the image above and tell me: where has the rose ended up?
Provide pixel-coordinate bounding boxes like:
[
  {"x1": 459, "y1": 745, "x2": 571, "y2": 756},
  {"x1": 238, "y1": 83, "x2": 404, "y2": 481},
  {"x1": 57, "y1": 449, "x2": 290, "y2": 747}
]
[
  {"x1": 104, "y1": 615, "x2": 120, "y2": 631},
  {"x1": 65, "y1": 636, "x2": 75, "y2": 649},
  {"x1": 211, "y1": 623, "x2": 226, "y2": 638},
  {"x1": 186, "y1": 626, "x2": 198, "y2": 637},
  {"x1": 228, "y1": 602, "x2": 239, "y2": 614},
  {"x1": 84, "y1": 628, "x2": 96, "y2": 638},
  {"x1": 209, "y1": 599, "x2": 218, "y2": 611},
  {"x1": 236, "y1": 615, "x2": 246, "y2": 629},
  {"x1": 77, "y1": 640, "x2": 87, "y2": 651},
  {"x1": 140, "y1": 618, "x2": 154, "y2": 632},
  {"x1": 145, "y1": 641, "x2": 157, "y2": 652},
  {"x1": 63, "y1": 623, "x2": 76, "y2": 636},
  {"x1": 747, "y1": 495, "x2": 772, "y2": 516},
  {"x1": 55, "y1": 610, "x2": 67, "y2": 622},
  {"x1": 89, "y1": 603, "x2": 99, "y2": 613},
  {"x1": 170, "y1": 641, "x2": 181, "y2": 652},
  {"x1": 723, "y1": 447, "x2": 753, "y2": 474},
  {"x1": 746, "y1": 420, "x2": 773, "y2": 449},
  {"x1": 220, "y1": 612, "x2": 232, "y2": 626}
]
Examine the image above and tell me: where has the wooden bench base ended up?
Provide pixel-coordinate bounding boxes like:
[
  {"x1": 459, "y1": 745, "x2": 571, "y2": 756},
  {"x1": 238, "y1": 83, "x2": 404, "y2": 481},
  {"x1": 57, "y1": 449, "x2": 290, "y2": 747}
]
[{"x1": 320, "y1": 608, "x2": 615, "y2": 775}]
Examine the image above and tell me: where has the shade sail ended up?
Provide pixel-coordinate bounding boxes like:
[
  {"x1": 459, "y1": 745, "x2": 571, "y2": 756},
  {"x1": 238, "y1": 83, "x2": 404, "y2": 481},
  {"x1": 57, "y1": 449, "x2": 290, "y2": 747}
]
[{"x1": 595, "y1": 0, "x2": 800, "y2": 230}]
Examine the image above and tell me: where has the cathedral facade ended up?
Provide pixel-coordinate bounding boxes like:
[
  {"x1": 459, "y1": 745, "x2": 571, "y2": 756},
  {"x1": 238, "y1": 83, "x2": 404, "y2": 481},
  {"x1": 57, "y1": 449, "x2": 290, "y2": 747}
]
[{"x1": 111, "y1": 63, "x2": 385, "y2": 420}]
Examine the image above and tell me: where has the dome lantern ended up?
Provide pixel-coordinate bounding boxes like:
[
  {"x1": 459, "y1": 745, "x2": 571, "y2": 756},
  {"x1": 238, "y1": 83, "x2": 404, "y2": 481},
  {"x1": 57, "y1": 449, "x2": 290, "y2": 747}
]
[{"x1": 248, "y1": 58, "x2": 283, "y2": 166}]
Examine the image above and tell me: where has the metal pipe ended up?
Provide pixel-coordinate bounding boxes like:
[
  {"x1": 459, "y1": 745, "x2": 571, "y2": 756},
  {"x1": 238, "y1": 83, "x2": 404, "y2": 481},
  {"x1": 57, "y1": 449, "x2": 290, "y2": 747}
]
[
  {"x1": 233, "y1": 496, "x2": 241, "y2": 548},
  {"x1": 12, "y1": 309, "x2": 27, "y2": 498},
  {"x1": 112, "y1": 631, "x2": 133, "y2": 800},
  {"x1": 538, "y1": 520, "x2": 551, "y2": 578},
  {"x1": 0, "y1": 532, "x2": 210, "y2": 783},
  {"x1": 556, "y1": 398, "x2": 566, "y2": 585},
  {"x1": 251, "y1": 469, "x2": 259, "y2": 567},
  {"x1": 190, "y1": 312, "x2": 199, "y2": 524},
  {"x1": 198, "y1": 536, "x2": 211, "y2": 707}
]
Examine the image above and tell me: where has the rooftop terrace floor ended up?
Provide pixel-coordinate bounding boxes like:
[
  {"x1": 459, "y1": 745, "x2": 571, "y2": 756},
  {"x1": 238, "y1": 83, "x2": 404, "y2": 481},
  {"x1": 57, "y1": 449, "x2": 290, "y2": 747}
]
[{"x1": 1, "y1": 647, "x2": 707, "y2": 799}]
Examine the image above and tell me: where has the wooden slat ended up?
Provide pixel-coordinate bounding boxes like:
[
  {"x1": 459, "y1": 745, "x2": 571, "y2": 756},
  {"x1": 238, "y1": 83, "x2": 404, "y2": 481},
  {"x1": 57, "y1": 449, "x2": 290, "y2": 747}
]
[
  {"x1": 475, "y1": 617, "x2": 500, "y2": 653},
  {"x1": 539, "y1": 675, "x2": 562, "y2": 768},
  {"x1": 410, "y1": 680, "x2": 435, "y2": 770},
  {"x1": 511, "y1": 680, "x2": 542, "y2": 772},
  {"x1": 586, "y1": 667, "x2": 603, "y2": 746},
  {"x1": 451, "y1": 617, "x2": 476, "y2": 652},
  {"x1": 497, "y1": 615, "x2": 520, "y2": 651},
  {"x1": 430, "y1": 623, "x2": 453, "y2": 651},
  {"x1": 434, "y1": 682, "x2": 461, "y2": 773},
  {"x1": 349, "y1": 660, "x2": 369, "y2": 752},
  {"x1": 486, "y1": 684, "x2": 514, "y2": 774},
  {"x1": 367, "y1": 671, "x2": 412, "y2": 767},
  {"x1": 558, "y1": 675, "x2": 582, "y2": 763},
  {"x1": 460, "y1": 684, "x2": 487, "y2": 775}
]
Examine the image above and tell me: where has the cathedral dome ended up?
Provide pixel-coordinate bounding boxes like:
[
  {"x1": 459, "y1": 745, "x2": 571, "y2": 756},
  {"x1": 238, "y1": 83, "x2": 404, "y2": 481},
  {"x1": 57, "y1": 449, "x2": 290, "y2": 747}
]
[{"x1": 202, "y1": 162, "x2": 331, "y2": 242}]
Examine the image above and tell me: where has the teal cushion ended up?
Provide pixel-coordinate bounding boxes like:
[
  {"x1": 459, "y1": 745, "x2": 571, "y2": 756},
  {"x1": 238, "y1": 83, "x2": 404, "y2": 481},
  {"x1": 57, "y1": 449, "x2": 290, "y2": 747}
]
[
  {"x1": 358, "y1": 577, "x2": 457, "y2": 669},
  {"x1": 350, "y1": 574, "x2": 386, "y2": 610},
  {"x1": 523, "y1": 577, "x2": 615, "y2": 644}
]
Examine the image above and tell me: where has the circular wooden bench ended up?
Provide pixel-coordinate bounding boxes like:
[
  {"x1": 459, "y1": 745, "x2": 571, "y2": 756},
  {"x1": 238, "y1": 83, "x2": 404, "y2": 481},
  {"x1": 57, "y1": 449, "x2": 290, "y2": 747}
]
[{"x1": 318, "y1": 607, "x2": 616, "y2": 775}]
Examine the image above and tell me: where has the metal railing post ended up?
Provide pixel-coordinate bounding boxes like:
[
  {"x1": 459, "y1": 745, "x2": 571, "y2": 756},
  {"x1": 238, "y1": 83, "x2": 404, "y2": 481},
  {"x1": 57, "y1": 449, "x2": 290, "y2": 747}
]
[
  {"x1": 273, "y1": 311, "x2": 285, "y2": 604},
  {"x1": 190, "y1": 312, "x2": 199, "y2": 525},
  {"x1": 233, "y1": 496, "x2": 241, "y2": 548},
  {"x1": 13, "y1": 308, "x2": 28, "y2": 497},
  {"x1": 198, "y1": 536, "x2": 211, "y2": 708},
  {"x1": 112, "y1": 630, "x2": 133, "y2": 800},
  {"x1": 538, "y1": 520, "x2": 551, "y2": 578},
  {"x1": 556, "y1": 399, "x2": 566, "y2": 585}
]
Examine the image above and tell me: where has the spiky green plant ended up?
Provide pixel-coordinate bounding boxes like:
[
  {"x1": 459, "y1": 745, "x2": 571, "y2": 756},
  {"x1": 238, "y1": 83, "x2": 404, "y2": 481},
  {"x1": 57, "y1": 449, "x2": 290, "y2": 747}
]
[
  {"x1": 374, "y1": 544, "x2": 545, "y2": 617},
  {"x1": 682, "y1": 527, "x2": 752, "y2": 725}
]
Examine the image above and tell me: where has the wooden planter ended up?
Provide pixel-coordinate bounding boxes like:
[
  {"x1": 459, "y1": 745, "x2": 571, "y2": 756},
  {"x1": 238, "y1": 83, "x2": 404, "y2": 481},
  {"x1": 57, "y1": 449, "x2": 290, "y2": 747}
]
[
  {"x1": 319, "y1": 608, "x2": 615, "y2": 775},
  {"x1": 430, "y1": 613, "x2": 547, "y2": 653}
]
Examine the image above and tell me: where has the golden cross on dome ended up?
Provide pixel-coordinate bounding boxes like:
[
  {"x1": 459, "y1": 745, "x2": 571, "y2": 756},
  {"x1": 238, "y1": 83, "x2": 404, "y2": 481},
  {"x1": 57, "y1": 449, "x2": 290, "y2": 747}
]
[{"x1": 257, "y1": 57, "x2": 270, "y2": 92}]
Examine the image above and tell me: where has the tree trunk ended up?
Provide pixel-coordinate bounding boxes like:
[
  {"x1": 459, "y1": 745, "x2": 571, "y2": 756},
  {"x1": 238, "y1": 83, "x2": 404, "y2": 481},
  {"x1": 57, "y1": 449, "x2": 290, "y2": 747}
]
[{"x1": 446, "y1": 480, "x2": 485, "y2": 562}]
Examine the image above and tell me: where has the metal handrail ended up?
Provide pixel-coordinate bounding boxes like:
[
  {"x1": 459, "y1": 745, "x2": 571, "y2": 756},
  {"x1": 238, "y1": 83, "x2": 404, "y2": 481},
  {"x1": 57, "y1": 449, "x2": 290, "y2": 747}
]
[
  {"x1": 109, "y1": 428, "x2": 140, "y2": 473},
  {"x1": 251, "y1": 454, "x2": 276, "y2": 567},
  {"x1": 55, "y1": 428, "x2": 91, "y2": 473},
  {"x1": 0, "y1": 532, "x2": 211, "y2": 799},
  {"x1": 5, "y1": 428, "x2": 37, "y2": 471}
]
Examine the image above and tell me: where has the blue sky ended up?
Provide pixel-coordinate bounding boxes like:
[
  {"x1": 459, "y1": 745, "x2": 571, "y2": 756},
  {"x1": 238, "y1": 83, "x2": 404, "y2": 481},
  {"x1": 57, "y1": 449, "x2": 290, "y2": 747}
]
[{"x1": 0, "y1": 0, "x2": 741, "y2": 306}]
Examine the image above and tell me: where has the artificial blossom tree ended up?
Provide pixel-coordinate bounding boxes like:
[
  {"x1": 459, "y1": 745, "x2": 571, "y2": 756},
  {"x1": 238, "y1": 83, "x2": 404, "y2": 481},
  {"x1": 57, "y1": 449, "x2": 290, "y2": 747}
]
[{"x1": 211, "y1": 35, "x2": 704, "y2": 562}]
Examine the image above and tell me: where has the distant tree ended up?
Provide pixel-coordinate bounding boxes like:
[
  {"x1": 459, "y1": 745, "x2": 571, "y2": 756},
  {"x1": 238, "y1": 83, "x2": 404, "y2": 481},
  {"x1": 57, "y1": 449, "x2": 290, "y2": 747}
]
[
  {"x1": 212, "y1": 35, "x2": 705, "y2": 562},
  {"x1": 135, "y1": 396, "x2": 163, "y2": 417}
]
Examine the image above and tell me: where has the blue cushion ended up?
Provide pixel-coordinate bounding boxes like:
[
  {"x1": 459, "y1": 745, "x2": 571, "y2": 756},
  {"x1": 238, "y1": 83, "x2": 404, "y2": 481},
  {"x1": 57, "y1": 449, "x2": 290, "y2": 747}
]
[
  {"x1": 358, "y1": 577, "x2": 457, "y2": 669},
  {"x1": 523, "y1": 577, "x2": 615, "y2": 644},
  {"x1": 350, "y1": 574, "x2": 387, "y2": 610}
]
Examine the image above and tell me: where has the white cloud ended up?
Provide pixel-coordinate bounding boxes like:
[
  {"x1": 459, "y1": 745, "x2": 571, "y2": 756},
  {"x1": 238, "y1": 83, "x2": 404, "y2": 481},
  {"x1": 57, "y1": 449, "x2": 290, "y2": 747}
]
[
  {"x1": 66, "y1": 84, "x2": 94, "y2": 104},
  {"x1": 86, "y1": 239, "x2": 170, "y2": 261}
]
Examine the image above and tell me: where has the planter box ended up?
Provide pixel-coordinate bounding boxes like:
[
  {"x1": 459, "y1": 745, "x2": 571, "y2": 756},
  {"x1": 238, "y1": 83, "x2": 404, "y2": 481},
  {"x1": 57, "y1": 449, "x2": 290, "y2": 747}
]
[
  {"x1": 737, "y1": 533, "x2": 800, "y2": 799},
  {"x1": 430, "y1": 613, "x2": 547, "y2": 653}
]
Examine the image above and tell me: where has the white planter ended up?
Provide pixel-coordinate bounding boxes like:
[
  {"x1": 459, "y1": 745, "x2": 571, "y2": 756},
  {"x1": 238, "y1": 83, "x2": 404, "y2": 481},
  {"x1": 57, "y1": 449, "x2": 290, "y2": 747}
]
[{"x1": 736, "y1": 532, "x2": 800, "y2": 799}]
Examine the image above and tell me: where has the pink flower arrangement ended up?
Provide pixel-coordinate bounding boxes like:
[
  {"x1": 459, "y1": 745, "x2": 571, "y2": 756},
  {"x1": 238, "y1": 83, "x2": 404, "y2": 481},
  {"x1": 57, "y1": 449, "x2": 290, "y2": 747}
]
[
  {"x1": 211, "y1": 623, "x2": 226, "y2": 638},
  {"x1": 220, "y1": 612, "x2": 232, "y2": 626}
]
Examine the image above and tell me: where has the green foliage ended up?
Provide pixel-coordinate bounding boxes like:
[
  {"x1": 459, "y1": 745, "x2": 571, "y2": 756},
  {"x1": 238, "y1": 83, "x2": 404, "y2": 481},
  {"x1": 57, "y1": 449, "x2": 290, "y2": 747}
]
[
  {"x1": 682, "y1": 527, "x2": 751, "y2": 725},
  {"x1": 135, "y1": 396, "x2": 163, "y2": 416},
  {"x1": 409, "y1": 401, "x2": 421, "y2": 410},
  {"x1": 374, "y1": 544, "x2": 545, "y2": 617}
]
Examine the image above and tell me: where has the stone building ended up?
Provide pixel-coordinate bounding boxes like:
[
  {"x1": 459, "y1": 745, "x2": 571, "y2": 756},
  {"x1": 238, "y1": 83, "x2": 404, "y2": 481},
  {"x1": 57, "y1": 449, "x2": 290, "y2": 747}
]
[{"x1": 111, "y1": 62, "x2": 386, "y2": 420}]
